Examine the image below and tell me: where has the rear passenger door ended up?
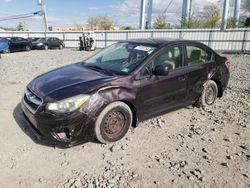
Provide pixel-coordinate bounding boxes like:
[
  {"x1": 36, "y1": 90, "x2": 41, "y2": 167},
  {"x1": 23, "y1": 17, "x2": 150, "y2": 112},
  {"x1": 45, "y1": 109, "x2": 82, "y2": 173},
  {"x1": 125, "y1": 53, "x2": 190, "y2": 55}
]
[
  {"x1": 184, "y1": 43, "x2": 214, "y2": 103},
  {"x1": 53, "y1": 38, "x2": 61, "y2": 47}
]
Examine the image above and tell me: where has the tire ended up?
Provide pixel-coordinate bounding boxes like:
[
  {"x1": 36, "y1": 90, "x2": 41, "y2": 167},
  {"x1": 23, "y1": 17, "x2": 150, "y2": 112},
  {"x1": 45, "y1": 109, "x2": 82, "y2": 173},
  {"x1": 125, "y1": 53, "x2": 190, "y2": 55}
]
[
  {"x1": 95, "y1": 101, "x2": 132, "y2": 144},
  {"x1": 59, "y1": 44, "x2": 63, "y2": 49},
  {"x1": 196, "y1": 80, "x2": 218, "y2": 108},
  {"x1": 44, "y1": 45, "x2": 49, "y2": 50},
  {"x1": 26, "y1": 45, "x2": 31, "y2": 51},
  {"x1": 3, "y1": 48, "x2": 10, "y2": 53}
]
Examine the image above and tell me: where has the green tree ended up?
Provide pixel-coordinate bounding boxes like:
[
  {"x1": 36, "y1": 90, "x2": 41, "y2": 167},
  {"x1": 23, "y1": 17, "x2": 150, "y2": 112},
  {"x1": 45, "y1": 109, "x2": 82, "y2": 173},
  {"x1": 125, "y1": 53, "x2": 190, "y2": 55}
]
[
  {"x1": 180, "y1": 15, "x2": 202, "y2": 28},
  {"x1": 245, "y1": 17, "x2": 250, "y2": 27},
  {"x1": 87, "y1": 15, "x2": 114, "y2": 30},
  {"x1": 153, "y1": 15, "x2": 170, "y2": 29}
]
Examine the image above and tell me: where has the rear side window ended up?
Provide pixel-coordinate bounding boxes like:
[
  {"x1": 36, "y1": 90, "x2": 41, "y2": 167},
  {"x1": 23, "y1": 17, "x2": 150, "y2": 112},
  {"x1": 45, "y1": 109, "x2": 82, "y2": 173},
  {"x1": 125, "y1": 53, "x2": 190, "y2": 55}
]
[{"x1": 186, "y1": 45, "x2": 211, "y2": 65}]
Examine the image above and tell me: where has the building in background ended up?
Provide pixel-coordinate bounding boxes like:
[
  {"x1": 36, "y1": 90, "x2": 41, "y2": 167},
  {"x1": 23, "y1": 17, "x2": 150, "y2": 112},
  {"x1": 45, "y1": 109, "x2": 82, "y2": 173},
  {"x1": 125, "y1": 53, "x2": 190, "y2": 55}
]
[{"x1": 48, "y1": 25, "x2": 120, "y2": 31}]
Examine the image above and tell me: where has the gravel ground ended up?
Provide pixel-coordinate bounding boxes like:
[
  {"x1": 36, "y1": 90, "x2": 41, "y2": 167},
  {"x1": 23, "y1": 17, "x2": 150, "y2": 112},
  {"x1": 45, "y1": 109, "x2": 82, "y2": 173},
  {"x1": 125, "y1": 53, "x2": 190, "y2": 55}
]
[{"x1": 0, "y1": 49, "x2": 249, "y2": 188}]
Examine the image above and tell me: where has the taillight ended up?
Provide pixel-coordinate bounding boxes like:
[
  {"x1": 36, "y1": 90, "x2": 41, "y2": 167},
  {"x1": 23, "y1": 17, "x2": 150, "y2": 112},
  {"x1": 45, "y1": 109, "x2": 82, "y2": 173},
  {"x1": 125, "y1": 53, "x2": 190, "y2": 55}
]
[{"x1": 225, "y1": 60, "x2": 231, "y2": 72}]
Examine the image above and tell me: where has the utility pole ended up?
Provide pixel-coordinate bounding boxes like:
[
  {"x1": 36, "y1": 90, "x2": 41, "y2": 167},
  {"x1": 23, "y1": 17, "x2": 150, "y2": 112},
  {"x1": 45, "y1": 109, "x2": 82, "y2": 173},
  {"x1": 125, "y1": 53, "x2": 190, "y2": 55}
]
[
  {"x1": 37, "y1": 0, "x2": 48, "y2": 32},
  {"x1": 233, "y1": 0, "x2": 241, "y2": 27},
  {"x1": 146, "y1": 0, "x2": 153, "y2": 29},
  {"x1": 181, "y1": 0, "x2": 192, "y2": 28},
  {"x1": 139, "y1": 0, "x2": 146, "y2": 29},
  {"x1": 221, "y1": 0, "x2": 229, "y2": 30}
]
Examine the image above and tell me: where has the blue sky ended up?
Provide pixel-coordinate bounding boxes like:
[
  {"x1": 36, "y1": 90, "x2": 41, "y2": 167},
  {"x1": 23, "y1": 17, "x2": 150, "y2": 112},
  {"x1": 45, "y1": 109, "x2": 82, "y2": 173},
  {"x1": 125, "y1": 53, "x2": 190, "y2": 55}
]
[{"x1": 0, "y1": 0, "x2": 239, "y2": 31}]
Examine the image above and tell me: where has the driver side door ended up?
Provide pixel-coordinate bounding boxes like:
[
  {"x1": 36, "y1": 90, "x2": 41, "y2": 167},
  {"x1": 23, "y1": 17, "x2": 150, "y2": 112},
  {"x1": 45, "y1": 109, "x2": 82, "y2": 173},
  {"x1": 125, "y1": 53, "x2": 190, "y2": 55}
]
[{"x1": 137, "y1": 44, "x2": 188, "y2": 120}]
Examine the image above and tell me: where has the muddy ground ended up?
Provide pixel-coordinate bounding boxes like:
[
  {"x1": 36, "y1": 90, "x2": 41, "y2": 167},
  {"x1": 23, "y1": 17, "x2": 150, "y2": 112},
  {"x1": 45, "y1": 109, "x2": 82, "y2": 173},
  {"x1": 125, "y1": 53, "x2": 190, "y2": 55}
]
[{"x1": 0, "y1": 49, "x2": 249, "y2": 188}]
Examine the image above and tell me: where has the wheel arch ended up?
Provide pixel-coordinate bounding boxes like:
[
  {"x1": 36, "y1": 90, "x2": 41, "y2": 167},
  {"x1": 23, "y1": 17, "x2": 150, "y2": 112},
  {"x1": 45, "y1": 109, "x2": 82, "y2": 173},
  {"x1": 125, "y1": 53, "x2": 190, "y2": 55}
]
[
  {"x1": 118, "y1": 100, "x2": 138, "y2": 128},
  {"x1": 211, "y1": 78, "x2": 223, "y2": 97}
]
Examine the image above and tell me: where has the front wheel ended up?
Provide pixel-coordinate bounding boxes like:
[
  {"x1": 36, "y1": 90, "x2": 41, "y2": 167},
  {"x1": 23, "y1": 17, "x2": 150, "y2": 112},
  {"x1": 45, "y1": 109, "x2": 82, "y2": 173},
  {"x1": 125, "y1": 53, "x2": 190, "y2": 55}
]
[
  {"x1": 196, "y1": 80, "x2": 218, "y2": 107},
  {"x1": 95, "y1": 102, "x2": 132, "y2": 144},
  {"x1": 44, "y1": 45, "x2": 49, "y2": 50}
]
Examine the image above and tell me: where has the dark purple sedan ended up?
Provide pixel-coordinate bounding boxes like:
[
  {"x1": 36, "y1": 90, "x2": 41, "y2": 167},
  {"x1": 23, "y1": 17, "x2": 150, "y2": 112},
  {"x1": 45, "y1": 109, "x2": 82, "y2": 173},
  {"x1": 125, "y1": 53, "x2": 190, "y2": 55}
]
[{"x1": 21, "y1": 38, "x2": 230, "y2": 147}]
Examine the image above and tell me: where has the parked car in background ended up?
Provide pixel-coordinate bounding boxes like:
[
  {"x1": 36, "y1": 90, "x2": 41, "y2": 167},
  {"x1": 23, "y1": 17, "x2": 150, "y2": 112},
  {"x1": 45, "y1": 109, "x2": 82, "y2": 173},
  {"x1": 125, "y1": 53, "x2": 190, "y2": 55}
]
[
  {"x1": 31, "y1": 37, "x2": 65, "y2": 50},
  {"x1": 21, "y1": 38, "x2": 230, "y2": 147},
  {"x1": 5, "y1": 37, "x2": 32, "y2": 52},
  {"x1": 0, "y1": 37, "x2": 9, "y2": 53},
  {"x1": 27, "y1": 37, "x2": 40, "y2": 42}
]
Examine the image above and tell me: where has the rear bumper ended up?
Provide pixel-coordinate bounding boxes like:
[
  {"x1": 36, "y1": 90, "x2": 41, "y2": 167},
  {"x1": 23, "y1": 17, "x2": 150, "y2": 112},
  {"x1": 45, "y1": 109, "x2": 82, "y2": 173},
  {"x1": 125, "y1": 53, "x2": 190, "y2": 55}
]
[{"x1": 21, "y1": 98, "x2": 95, "y2": 147}]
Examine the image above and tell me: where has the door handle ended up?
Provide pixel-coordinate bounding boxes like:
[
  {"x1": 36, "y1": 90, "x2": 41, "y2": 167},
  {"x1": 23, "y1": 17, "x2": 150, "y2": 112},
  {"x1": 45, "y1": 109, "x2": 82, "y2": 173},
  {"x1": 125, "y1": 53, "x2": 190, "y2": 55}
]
[{"x1": 178, "y1": 76, "x2": 186, "y2": 81}]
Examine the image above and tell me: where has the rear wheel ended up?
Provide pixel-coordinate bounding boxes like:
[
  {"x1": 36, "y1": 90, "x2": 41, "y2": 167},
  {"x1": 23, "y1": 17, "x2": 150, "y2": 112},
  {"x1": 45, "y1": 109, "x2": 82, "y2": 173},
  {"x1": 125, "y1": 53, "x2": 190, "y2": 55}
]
[
  {"x1": 95, "y1": 102, "x2": 132, "y2": 144},
  {"x1": 196, "y1": 80, "x2": 218, "y2": 107}
]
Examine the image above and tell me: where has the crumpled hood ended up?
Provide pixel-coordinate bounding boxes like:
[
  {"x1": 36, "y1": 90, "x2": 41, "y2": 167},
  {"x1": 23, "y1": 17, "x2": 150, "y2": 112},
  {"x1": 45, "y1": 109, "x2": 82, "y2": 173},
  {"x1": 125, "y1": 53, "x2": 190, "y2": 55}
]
[{"x1": 28, "y1": 63, "x2": 116, "y2": 101}]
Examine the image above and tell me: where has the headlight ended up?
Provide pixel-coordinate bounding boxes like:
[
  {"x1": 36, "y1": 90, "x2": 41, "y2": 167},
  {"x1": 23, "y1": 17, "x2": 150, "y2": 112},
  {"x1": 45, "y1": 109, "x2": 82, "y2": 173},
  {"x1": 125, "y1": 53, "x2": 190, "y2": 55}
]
[
  {"x1": 47, "y1": 94, "x2": 89, "y2": 113},
  {"x1": 37, "y1": 43, "x2": 43, "y2": 46}
]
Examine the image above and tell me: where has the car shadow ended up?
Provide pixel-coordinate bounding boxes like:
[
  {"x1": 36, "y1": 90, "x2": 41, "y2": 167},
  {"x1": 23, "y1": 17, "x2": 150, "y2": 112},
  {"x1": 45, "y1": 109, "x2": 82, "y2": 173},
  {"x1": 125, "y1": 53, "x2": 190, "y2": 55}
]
[{"x1": 13, "y1": 103, "x2": 99, "y2": 149}]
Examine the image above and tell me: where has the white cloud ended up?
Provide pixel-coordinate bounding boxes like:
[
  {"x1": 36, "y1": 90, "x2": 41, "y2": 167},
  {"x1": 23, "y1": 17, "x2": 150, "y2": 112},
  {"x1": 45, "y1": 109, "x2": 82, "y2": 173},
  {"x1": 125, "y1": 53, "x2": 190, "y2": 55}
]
[{"x1": 111, "y1": 0, "x2": 239, "y2": 27}]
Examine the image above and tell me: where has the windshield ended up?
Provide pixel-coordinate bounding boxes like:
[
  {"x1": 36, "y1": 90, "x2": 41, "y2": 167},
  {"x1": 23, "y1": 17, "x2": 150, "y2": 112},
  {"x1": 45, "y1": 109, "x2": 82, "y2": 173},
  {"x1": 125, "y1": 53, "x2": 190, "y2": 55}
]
[
  {"x1": 84, "y1": 42, "x2": 156, "y2": 75},
  {"x1": 37, "y1": 37, "x2": 46, "y2": 42}
]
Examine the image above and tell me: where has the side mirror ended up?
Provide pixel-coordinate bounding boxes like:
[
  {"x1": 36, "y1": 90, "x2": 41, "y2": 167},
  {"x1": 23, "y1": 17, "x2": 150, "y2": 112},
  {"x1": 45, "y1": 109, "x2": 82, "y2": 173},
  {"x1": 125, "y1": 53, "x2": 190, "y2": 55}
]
[{"x1": 153, "y1": 64, "x2": 169, "y2": 76}]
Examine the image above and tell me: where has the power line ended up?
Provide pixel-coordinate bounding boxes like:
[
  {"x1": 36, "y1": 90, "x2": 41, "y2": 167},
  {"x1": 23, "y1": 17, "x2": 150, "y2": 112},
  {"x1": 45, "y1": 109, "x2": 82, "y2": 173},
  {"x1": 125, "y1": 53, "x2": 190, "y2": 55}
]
[
  {"x1": 0, "y1": 11, "x2": 41, "y2": 22},
  {"x1": 162, "y1": 0, "x2": 174, "y2": 14}
]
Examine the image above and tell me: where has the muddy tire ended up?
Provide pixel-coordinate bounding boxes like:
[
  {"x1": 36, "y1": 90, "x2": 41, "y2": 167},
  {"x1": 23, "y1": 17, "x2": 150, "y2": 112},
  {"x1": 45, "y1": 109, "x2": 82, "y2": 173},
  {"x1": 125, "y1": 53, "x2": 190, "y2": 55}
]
[
  {"x1": 196, "y1": 80, "x2": 218, "y2": 108},
  {"x1": 95, "y1": 102, "x2": 132, "y2": 144}
]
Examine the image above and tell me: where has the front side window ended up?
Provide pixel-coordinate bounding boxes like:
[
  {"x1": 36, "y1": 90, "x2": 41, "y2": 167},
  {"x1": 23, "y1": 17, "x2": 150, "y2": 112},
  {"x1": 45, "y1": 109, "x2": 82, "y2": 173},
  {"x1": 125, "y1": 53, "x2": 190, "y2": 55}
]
[
  {"x1": 186, "y1": 45, "x2": 211, "y2": 65},
  {"x1": 140, "y1": 45, "x2": 182, "y2": 77},
  {"x1": 84, "y1": 42, "x2": 156, "y2": 75}
]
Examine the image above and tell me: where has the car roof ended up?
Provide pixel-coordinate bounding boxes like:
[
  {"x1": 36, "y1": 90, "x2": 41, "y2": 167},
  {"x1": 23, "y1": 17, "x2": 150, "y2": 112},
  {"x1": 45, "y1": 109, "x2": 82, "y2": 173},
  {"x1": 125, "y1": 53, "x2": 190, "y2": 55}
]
[
  {"x1": 122, "y1": 38, "x2": 178, "y2": 47},
  {"x1": 121, "y1": 38, "x2": 204, "y2": 47}
]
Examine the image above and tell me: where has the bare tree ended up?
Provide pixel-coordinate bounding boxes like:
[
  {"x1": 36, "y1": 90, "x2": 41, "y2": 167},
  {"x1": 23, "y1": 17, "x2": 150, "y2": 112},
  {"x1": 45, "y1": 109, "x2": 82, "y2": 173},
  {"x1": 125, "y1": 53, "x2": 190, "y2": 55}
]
[
  {"x1": 87, "y1": 15, "x2": 114, "y2": 30},
  {"x1": 200, "y1": 2, "x2": 220, "y2": 28},
  {"x1": 243, "y1": 0, "x2": 250, "y2": 13}
]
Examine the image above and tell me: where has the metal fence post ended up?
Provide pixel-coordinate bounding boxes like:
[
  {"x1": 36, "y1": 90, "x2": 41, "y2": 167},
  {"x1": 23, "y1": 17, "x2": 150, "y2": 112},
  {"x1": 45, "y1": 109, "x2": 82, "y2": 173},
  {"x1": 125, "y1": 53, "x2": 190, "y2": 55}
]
[
  {"x1": 208, "y1": 30, "x2": 213, "y2": 47},
  {"x1": 104, "y1": 32, "x2": 107, "y2": 47},
  {"x1": 241, "y1": 30, "x2": 247, "y2": 53},
  {"x1": 179, "y1": 31, "x2": 182, "y2": 39},
  {"x1": 151, "y1": 30, "x2": 154, "y2": 38},
  {"x1": 126, "y1": 31, "x2": 129, "y2": 40},
  {"x1": 62, "y1": 32, "x2": 65, "y2": 42}
]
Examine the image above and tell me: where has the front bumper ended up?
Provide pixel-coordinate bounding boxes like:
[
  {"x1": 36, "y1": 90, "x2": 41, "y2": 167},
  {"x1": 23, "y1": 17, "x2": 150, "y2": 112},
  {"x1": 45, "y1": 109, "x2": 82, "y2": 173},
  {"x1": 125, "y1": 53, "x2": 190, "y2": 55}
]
[{"x1": 21, "y1": 97, "x2": 96, "y2": 147}]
